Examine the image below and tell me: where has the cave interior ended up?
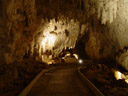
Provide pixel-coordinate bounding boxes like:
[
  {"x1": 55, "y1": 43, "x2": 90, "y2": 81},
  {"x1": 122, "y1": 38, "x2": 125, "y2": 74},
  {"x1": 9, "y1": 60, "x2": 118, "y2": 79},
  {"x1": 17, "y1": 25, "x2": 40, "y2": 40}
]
[{"x1": 1, "y1": 0, "x2": 128, "y2": 95}]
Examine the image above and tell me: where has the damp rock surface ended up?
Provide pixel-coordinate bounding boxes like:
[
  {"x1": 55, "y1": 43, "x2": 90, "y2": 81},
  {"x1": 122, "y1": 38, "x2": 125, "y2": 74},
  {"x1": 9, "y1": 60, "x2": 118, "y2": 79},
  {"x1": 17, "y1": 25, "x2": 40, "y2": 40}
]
[{"x1": 81, "y1": 62, "x2": 128, "y2": 96}]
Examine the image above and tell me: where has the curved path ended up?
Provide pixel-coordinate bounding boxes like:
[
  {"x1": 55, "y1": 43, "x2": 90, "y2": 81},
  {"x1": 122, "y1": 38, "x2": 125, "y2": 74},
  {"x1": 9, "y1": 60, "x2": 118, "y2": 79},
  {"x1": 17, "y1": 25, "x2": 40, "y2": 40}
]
[{"x1": 28, "y1": 65, "x2": 95, "y2": 96}]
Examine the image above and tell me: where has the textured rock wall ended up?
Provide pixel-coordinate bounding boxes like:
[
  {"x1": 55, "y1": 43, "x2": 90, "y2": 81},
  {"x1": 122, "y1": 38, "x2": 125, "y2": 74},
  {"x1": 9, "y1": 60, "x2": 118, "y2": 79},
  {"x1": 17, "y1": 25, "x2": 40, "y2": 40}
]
[
  {"x1": 0, "y1": 0, "x2": 84, "y2": 65},
  {"x1": 34, "y1": 18, "x2": 80, "y2": 63},
  {"x1": 1, "y1": 0, "x2": 128, "y2": 70},
  {"x1": 0, "y1": 0, "x2": 38, "y2": 65},
  {"x1": 82, "y1": 0, "x2": 128, "y2": 69}
]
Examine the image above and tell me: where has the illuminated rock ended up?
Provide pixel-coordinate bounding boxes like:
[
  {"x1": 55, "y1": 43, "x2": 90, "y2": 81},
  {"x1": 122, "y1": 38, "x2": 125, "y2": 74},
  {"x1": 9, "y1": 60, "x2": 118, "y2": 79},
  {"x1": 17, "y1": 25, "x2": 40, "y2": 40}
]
[{"x1": 1, "y1": 0, "x2": 128, "y2": 69}]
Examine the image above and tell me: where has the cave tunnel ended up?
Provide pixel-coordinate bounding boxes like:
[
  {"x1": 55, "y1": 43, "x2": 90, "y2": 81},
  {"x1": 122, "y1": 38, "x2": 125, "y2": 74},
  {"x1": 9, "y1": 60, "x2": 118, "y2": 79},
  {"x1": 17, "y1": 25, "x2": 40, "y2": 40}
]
[{"x1": 1, "y1": 0, "x2": 128, "y2": 96}]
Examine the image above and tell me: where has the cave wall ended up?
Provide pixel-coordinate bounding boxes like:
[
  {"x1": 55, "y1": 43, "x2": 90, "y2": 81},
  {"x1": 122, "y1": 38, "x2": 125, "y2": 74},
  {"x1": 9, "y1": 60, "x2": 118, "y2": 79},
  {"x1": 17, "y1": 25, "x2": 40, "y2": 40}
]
[
  {"x1": 0, "y1": 0, "x2": 128, "y2": 69},
  {"x1": 82, "y1": 0, "x2": 128, "y2": 69},
  {"x1": 34, "y1": 18, "x2": 80, "y2": 63},
  {"x1": 0, "y1": 0, "x2": 84, "y2": 65},
  {"x1": 0, "y1": 0, "x2": 38, "y2": 65}
]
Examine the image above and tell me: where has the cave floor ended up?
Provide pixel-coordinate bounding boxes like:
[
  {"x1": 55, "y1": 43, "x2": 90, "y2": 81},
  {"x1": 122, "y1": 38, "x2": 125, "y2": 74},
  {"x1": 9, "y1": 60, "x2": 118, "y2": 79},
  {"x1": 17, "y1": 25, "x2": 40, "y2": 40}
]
[{"x1": 28, "y1": 65, "x2": 95, "y2": 96}]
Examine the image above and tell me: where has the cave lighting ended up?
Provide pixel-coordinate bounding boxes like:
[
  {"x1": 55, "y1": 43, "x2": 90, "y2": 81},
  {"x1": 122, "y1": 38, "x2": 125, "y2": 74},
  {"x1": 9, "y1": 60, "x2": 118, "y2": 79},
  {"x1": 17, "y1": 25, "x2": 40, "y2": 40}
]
[
  {"x1": 73, "y1": 54, "x2": 78, "y2": 59},
  {"x1": 41, "y1": 35, "x2": 56, "y2": 64},
  {"x1": 125, "y1": 79, "x2": 128, "y2": 83},
  {"x1": 114, "y1": 71, "x2": 122, "y2": 80},
  {"x1": 47, "y1": 60, "x2": 55, "y2": 65},
  {"x1": 62, "y1": 53, "x2": 70, "y2": 59},
  {"x1": 114, "y1": 70, "x2": 128, "y2": 84},
  {"x1": 65, "y1": 53, "x2": 71, "y2": 57},
  {"x1": 41, "y1": 35, "x2": 56, "y2": 50},
  {"x1": 79, "y1": 59, "x2": 83, "y2": 64}
]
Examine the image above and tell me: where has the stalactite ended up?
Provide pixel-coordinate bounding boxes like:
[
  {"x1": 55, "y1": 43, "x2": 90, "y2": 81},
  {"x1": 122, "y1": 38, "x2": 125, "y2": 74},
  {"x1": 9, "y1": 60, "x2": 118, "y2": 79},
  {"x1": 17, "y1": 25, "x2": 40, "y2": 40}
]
[
  {"x1": 30, "y1": 40, "x2": 34, "y2": 57},
  {"x1": 79, "y1": 0, "x2": 82, "y2": 9},
  {"x1": 72, "y1": 0, "x2": 75, "y2": 7},
  {"x1": 35, "y1": 18, "x2": 80, "y2": 63}
]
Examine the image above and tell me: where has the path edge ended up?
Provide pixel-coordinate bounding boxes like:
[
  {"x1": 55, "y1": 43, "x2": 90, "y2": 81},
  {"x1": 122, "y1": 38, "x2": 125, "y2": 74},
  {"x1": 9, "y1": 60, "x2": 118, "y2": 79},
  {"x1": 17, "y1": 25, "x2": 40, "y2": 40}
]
[
  {"x1": 78, "y1": 66, "x2": 104, "y2": 96},
  {"x1": 18, "y1": 67, "x2": 55, "y2": 96}
]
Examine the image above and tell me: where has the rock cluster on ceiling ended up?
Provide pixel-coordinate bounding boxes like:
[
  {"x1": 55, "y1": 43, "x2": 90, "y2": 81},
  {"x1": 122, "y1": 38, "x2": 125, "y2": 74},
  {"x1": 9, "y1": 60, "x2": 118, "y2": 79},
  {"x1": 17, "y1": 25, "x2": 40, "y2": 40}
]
[{"x1": 0, "y1": 0, "x2": 128, "y2": 69}]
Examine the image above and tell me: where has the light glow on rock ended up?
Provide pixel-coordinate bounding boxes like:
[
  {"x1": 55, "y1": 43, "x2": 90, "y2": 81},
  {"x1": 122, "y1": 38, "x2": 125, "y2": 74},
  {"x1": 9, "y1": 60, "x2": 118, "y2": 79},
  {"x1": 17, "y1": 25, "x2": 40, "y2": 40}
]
[
  {"x1": 41, "y1": 35, "x2": 56, "y2": 52},
  {"x1": 114, "y1": 70, "x2": 128, "y2": 84},
  {"x1": 73, "y1": 54, "x2": 78, "y2": 59},
  {"x1": 65, "y1": 53, "x2": 71, "y2": 57},
  {"x1": 114, "y1": 71, "x2": 122, "y2": 80},
  {"x1": 36, "y1": 18, "x2": 80, "y2": 63}
]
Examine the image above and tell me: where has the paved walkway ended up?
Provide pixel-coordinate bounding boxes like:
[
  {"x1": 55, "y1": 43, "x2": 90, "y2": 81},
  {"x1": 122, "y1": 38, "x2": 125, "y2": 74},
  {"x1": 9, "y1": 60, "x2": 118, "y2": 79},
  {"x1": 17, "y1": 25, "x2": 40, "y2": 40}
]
[{"x1": 28, "y1": 65, "x2": 95, "y2": 96}]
